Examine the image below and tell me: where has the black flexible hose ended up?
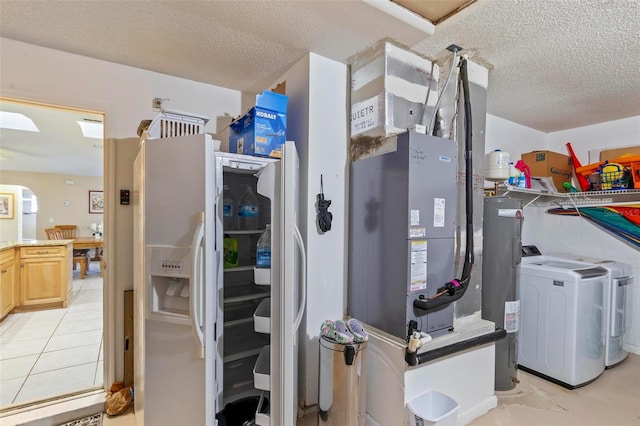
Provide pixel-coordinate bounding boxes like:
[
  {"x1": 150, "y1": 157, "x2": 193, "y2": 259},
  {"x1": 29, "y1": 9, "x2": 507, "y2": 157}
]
[{"x1": 413, "y1": 57, "x2": 473, "y2": 312}]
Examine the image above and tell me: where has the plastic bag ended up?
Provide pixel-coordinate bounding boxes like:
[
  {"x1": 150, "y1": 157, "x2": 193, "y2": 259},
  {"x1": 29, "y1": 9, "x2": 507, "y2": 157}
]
[{"x1": 105, "y1": 381, "x2": 133, "y2": 416}]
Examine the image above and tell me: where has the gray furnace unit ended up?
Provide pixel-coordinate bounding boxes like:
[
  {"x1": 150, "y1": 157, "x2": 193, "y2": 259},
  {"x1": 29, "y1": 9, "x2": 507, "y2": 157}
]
[
  {"x1": 481, "y1": 196, "x2": 523, "y2": 390},
  {"x1": 348, "y1": 131, "x2": 458, "y2": 340}
]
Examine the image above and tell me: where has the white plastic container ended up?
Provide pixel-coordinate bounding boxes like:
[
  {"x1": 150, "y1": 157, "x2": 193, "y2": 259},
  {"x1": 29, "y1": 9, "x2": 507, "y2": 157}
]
[
  {"x1": 407, "y1": 390, "x2": 459, "y2": 426},
  {"x1": 485, "y1": 149, "x2": 511, "y2": 181}
]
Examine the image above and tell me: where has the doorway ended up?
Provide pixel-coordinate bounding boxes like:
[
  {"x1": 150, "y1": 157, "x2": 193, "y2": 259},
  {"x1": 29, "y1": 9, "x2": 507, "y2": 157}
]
[{"x1": 0, "y1": 98, "x2": 106, "y2": 410}]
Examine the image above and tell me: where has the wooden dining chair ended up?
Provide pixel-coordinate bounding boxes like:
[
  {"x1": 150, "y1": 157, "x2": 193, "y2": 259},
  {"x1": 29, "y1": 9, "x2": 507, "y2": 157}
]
[
  {"x1": 54, "y1": 225, "x2": 77, "y2": 238},
  {"x1": 47, "y1": 227, "x2": 88, "y2": 278}
]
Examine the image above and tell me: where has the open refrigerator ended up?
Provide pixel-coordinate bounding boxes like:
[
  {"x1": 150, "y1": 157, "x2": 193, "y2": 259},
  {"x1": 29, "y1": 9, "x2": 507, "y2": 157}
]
[{"x1": 133, "y1": 113, "x2": 305, "y2": 426}]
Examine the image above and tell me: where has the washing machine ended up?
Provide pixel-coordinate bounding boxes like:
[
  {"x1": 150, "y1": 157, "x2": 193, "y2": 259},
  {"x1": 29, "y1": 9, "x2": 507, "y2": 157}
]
[
  {"x1": 568, "y1": 257, "x2": 633, "y2": 368},
  {"x1": 518, "y1": 245, "x2": 608, "y2": 389}
]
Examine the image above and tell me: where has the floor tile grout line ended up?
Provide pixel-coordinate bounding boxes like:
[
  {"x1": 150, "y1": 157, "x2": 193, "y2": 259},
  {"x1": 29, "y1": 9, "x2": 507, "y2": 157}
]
[{"x1": 28, "y1": 359, "x2": 102, "y2": 378}]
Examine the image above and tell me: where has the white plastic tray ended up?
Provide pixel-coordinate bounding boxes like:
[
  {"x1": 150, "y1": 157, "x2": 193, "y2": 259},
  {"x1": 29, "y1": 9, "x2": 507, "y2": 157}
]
[
  {"x1": 253, "y1": 345, "x2": 270, "y2": 391},
  {"x1": 254, "y1": 298, "x2": 271, "y2": 334}
]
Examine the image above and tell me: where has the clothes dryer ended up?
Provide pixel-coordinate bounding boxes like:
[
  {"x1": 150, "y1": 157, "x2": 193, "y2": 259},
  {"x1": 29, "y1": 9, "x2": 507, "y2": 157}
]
[{"x1": 518, "y1": 245, "x2": 608, "y2": 388}]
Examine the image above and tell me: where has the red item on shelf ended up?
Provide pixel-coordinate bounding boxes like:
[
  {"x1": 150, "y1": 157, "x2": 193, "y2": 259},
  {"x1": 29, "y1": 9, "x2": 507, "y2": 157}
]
[
  {"x1": 566, "y1": 142, "x2": 590, "y2": 191},
  {"x1": 515, "y1": 160, "x2": 531, "y2": 188}
]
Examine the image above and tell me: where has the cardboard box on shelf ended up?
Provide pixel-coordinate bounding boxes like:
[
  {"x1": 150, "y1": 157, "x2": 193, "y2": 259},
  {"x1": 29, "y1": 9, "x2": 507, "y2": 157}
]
[
  {"x1": 229, "y1": 90, "x2": 287, "y2": 158},
  {"x1": 600, "y1": 145, "x2": 640, "y2": 163},
  {"x1": 521, "y1": 150, "x2": 572, "y2": 192}
]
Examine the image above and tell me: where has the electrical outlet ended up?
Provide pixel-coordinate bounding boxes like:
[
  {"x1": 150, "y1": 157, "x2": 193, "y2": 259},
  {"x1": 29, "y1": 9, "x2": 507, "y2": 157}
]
[{"x1": 152, "y1": 98, "x2": 163, "y2": 109}]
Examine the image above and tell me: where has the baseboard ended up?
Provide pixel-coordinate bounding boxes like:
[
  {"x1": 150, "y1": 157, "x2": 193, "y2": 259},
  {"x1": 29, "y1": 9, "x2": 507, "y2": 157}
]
[
  {"x1": 0, "y1": 391, "x2": 105, "y2": 426},
  {"x1": 457, "y1": 395, "x2": 497, "y2": 426}
]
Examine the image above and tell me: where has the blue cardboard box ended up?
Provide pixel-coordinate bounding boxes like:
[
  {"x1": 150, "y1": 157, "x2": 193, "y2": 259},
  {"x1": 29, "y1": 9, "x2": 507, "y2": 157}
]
[{"x1": 229, "y1": 91, "x2": 287, "y2": 158}]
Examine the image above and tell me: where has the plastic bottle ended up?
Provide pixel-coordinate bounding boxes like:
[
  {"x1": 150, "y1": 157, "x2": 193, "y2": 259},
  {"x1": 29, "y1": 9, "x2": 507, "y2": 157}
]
[
  {"x1": 238, "y1": 185, "x2": 259, "y2": 230},
  {"x1": 256, "y1": 225, "x2": 271, "y2": 268},
  {"x1": 508, "y1": 162, "x2": 519, "y2": 186},
  {"x1": 517, "y1": 172, "x2": 527, "y2": 188},
  {"x1": 222, "y1": 185, "x2": 236, "y2": 230}
]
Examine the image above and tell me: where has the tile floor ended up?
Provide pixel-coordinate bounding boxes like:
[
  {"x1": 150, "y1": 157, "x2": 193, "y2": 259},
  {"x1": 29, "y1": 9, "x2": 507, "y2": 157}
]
[
  {"x1": 0, "y1": 263, "x2": 103, "y2": 409},
  {"x1": 103, "y1": 354, "x2": 640, "y2": 426}
]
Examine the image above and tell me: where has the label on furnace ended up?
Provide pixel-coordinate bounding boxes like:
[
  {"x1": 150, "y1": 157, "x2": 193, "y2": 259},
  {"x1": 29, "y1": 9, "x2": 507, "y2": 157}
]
[
  {"x1": 433, "y1": 198, "x2": 445, "y2": 228},
  {"x1": 410, "y1": 240, "x2": 427, "y2": 292}
]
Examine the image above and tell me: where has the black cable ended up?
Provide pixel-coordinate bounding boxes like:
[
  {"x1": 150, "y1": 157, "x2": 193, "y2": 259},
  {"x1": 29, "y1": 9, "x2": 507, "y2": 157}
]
[
  {"x1": 317, "y1": 175, "x2": 332, "y2": 233},
  {"x1": 414, "y1": 56, "x2": 474, "y2": 312}
]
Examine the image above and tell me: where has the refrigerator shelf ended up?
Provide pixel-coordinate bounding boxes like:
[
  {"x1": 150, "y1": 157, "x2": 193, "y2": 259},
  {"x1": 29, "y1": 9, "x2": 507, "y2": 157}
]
[
  {"x1": 253, "y1": 345, "x2": 271, "y2": 391},
  {"x1": 224, "y1": 264, "x2": 257, "y2": 273},
  {"x1": 223, "y1": 354, "x2": 260, "y2": 405},
  {"x1": 224, "y1": 347, "x2": 263, "y2": 364},
  {"x1": 225, "y1": 317, "x2": 254, "y2": 327},
  {"x1": 224, "y1": 321, "x2": 270, "y2": 363},
  {"x1": 224, "y1": 300, "x2": 260, "y2": 323},
  {"x1": 255, "y1": 391, "x2": 270, "y2": 426},
  {"x1": 223, "y1": 229, "x2": 266, "y2": 235},
  {"x1": 254, "y1": 298, "x2": 271, "y2": 334},
  {"x1": 224, "y1": 283, "x2": 269, "y2": 303}
]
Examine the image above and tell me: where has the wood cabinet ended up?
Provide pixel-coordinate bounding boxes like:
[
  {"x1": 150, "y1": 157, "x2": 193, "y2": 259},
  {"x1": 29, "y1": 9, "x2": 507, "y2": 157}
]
[
  {"x1": 19, "y1": 244, "x2": 72, "y2": 309},
  {"x1": 0, "y1": 249, "x2": 16, "y2": 320}
]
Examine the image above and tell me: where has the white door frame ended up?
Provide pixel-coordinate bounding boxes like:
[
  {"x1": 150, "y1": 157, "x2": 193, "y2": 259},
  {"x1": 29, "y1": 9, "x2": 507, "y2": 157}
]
[{"x1": 0, "y1": 90, "x2": 116, "y2": 419}]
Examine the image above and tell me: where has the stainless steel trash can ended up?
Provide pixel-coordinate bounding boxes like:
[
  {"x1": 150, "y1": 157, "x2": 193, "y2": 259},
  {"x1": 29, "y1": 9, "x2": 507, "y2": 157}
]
[{"x1": 318, "y1": 335, "x2": 367, "y2": 426}]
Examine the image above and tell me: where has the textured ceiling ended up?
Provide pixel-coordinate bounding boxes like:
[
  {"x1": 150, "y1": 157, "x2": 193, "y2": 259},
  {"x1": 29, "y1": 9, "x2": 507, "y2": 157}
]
[
  {"x1": 0, "y1": 0, "x2": 639, "y2": 176},
  {"x1": 414, "y1": 0, "x2": 640, "y2": 132}
]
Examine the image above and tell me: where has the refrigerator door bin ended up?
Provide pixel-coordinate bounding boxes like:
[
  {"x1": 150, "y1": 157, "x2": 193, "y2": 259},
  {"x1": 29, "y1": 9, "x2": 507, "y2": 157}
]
[
  {"x1": 254, "y1": 298, "x2": 271, "y2": 334},
  {"x1": 255, "y1": 391, "x2": 271, "y2": 426},
  {"x1": 253, "y1": 345, "x2": 271, "y2": 391},
  {"x1": 224, "y1": 321, "x2": 269, "y2": 363},
  {"x1": 254, "y1": 267, "x2": 271, "y2": 286}
]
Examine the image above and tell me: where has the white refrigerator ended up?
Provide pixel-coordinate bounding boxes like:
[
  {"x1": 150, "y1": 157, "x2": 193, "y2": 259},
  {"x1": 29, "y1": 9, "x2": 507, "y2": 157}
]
[{"x1": 133, "y1": 133, "x2": 305, "y2": 426}]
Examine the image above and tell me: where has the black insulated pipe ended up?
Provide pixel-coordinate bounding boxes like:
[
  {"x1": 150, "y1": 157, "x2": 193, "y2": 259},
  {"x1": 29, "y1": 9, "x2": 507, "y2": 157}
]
[{"x1": 414, "y1": 57, "x2": 474, "y2": 313}]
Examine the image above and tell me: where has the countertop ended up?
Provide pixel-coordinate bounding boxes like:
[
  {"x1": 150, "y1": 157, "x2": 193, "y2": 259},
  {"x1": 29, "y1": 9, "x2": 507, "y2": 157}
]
[{"x1": 0, "y1": 240, "x2": 73, "y2": 251}]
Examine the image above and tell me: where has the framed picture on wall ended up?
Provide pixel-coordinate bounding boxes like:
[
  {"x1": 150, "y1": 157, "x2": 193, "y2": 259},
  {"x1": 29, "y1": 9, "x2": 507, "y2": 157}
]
[
  {"x1": 0, "y1": 193, "x2": 15, "y2": 219},
  {"x1": 89, "y1": 190, "x2": 104, "y2": 214}
]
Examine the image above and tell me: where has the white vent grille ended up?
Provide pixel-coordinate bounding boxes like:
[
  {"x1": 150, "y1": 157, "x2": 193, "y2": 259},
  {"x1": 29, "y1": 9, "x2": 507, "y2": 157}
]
[{"x1": 146, "y1": 109, "x2": 210, "y2": 139}]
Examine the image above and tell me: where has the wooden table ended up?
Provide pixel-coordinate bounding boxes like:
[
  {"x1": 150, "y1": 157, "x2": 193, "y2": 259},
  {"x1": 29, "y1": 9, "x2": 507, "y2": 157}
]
[{"x1": 73, "y1": 237, "x2": 104, "y2": 277}]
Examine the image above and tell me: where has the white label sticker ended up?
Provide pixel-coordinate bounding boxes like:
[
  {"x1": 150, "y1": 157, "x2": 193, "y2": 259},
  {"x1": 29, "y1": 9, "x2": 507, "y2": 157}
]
[
  {"x1": 411, "y1": 210, "x2": 420, "y2": 226},
  {"x1": 410, "y1": 240, "x2": 427, "y2": 292},
  {"x1": 409, "y1": 227, "x2": 426, "y2": 238},
  {"x1": 433, "y1": 198, "x2": 445, "y2": 228},
  {"x1": 351, "y1": 95, "x2": 383, "y2": 136},
  {"x1": 504, "y1": 300, "x2": 520, "y2": 333}
]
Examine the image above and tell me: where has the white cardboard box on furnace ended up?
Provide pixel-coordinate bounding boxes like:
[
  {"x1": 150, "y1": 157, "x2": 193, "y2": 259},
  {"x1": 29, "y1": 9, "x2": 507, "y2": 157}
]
[{"x1": 350, "y1": 40, "x2": 439, "y2": 140}]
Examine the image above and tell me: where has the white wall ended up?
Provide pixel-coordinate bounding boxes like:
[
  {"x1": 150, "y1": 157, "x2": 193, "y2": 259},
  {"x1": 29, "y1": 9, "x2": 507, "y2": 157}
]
[
  {"x1": 485, "y1": 114, "x2": 640, "y2": 354},
  {"x1": 0, "y1": 37, "x2": 242, "y2": 384},
  {"x1": 270, "y1": 53, "x2": 349, "y2": 408},
  {"x1": 0, "y1": 184, "x2": 23, "y2": 241}
]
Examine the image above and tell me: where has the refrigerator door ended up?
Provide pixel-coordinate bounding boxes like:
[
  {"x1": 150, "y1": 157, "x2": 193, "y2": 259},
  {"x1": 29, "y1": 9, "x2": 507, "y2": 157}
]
[
  {"x1": 134, "y1": 134, "x2": 217, "y2": 426},
  {"x1": 256, "y1": 141, "x2": 303, "y2": 425}
]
